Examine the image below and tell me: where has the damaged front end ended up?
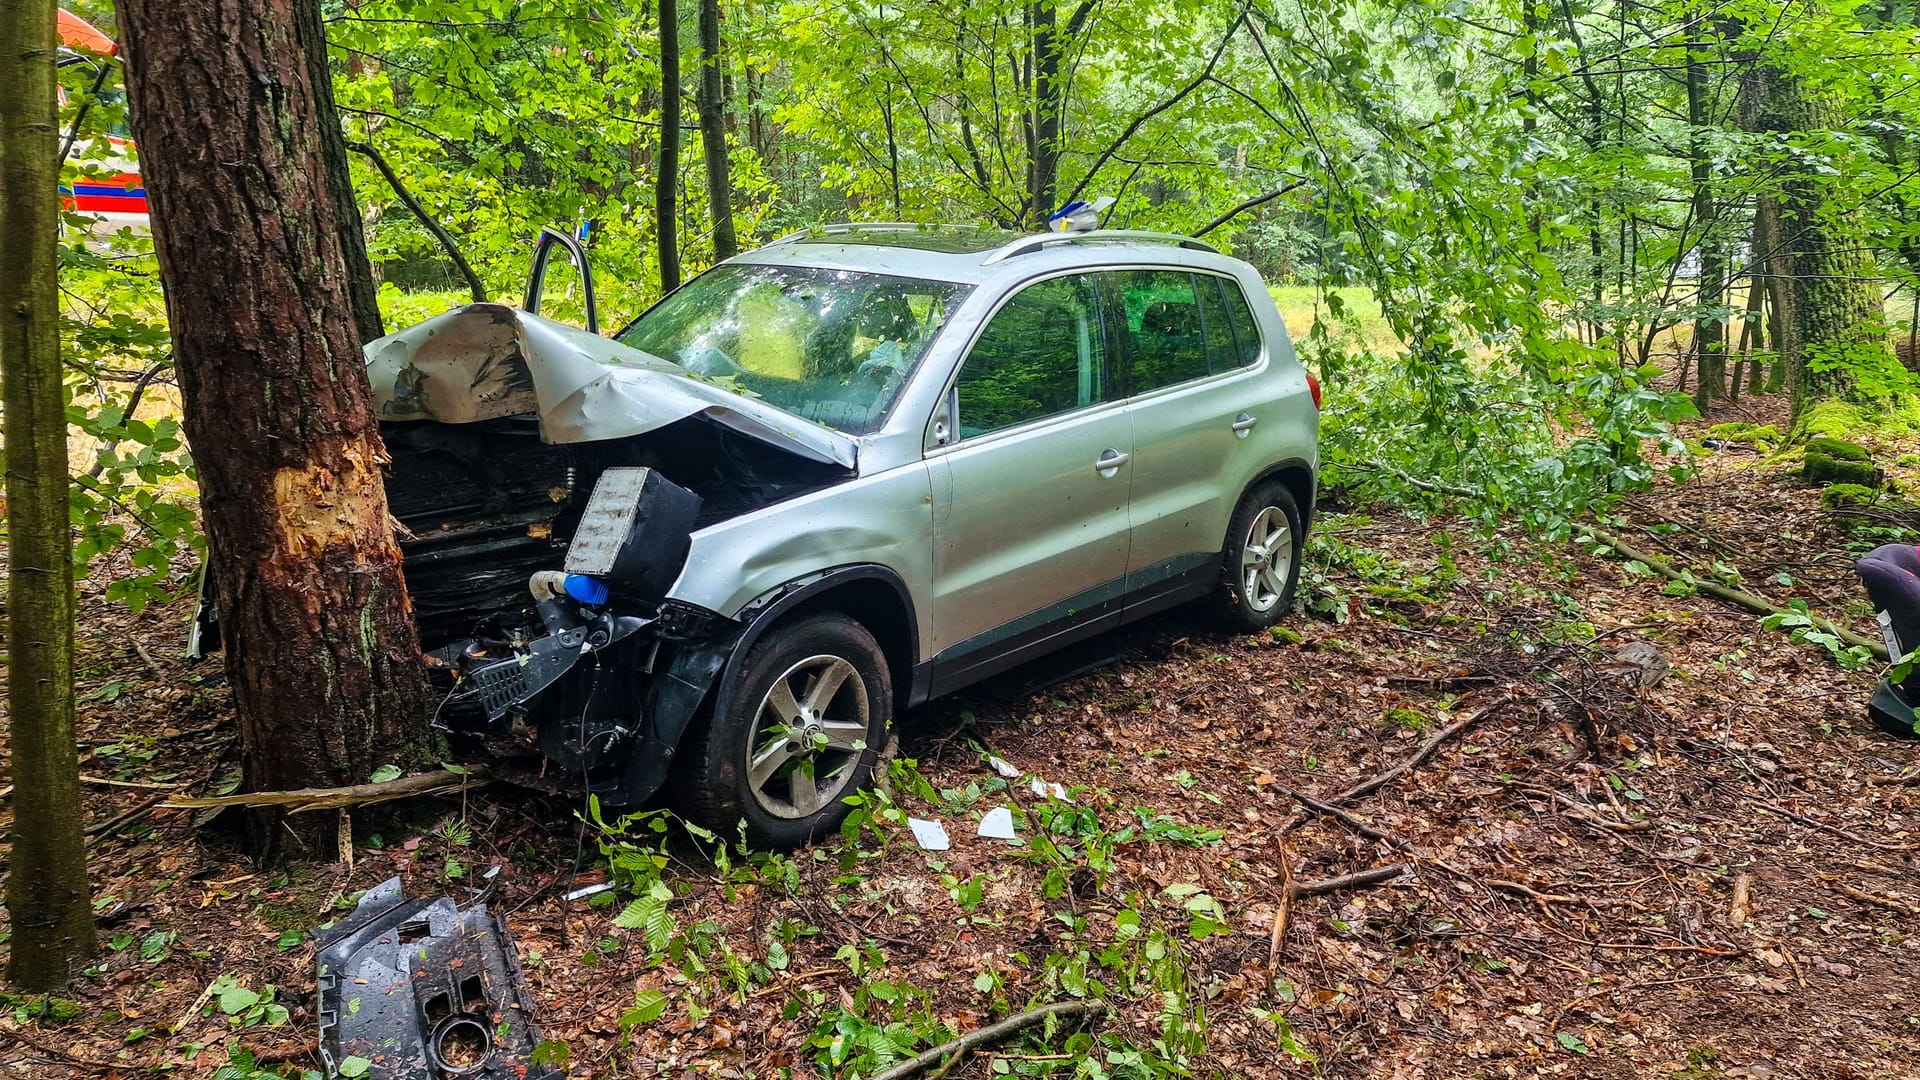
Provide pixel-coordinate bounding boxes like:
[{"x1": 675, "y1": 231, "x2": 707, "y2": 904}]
[{"x1": 372, "y1": 304, "x2": 854, "y2": 806}]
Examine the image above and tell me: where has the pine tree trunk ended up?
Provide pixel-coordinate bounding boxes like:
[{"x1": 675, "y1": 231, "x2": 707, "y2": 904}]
[
  {"x1": 696, "y1": 0, "x2": 737, "y2": 261},
  {"x1": 1741, "y1": 63, "x2": 1897, "y2": 421},
  {"x1": 117, "y1": 0, "x2": 432, "y2": 854},
  {"x1": 2, "y1": 0, "x2": 98, "y2": 989},
  {"x1": 657, "y1": 0, "x2": 683, "y2": 291}
]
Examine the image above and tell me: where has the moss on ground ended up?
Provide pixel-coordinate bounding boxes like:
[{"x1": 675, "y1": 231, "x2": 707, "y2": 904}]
[
  {"x1": 1706, "y1": 422, "x2": 1784, "y2": 446},
  {"x1": 1805, "y1": 436, "x2": 1870, "y2": 461},
  {"x1": 1803, "y1": 453, "x2": 1884, "y2": 487},
  {"x1": 1801, "y1": 398, "x2": 1920, "y2": 440},
  {"x1": 1819, "y1": 483, "x2": 1879, "y2": 509}
]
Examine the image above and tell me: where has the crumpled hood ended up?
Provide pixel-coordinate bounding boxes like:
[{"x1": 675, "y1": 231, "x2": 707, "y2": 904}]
[{"x1": 363, "y1": 303, "x2": 859, "y2": 469}]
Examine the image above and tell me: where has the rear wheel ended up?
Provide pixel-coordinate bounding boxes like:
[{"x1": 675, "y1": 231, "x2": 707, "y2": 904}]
[
  {"x1": 1219, "y1": 482, "x2": 1302, "y2": 632},
  {"x1": 680, "y1": 613, "x2": 891, "y2": 848}
]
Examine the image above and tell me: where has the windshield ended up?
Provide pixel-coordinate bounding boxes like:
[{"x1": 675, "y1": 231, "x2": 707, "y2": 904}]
[{"x1": 615, "y1": 264, "x2": 968, "y2": 435}]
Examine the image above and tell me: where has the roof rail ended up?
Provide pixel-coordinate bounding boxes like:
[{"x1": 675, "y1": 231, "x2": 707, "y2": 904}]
[
  {"x1": 768, "y1": 222, "x2": 984, "y2": 245},
  {"x1": 981, "y1": 230, "x2": 1220, "y2": 266}
]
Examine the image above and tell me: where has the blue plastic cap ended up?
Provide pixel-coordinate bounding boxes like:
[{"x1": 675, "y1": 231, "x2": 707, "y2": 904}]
[{"x1": 563, "y1": 574, "x2": 610, "y2": 606}]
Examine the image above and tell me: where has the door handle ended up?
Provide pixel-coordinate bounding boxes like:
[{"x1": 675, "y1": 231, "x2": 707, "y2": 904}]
[
  {"x1": 1231, "y1": 412, "x2": 1258, "y2": 436},
  {"x1": 1094, "y1": 448, "x2": 1130, "y2": 475}
]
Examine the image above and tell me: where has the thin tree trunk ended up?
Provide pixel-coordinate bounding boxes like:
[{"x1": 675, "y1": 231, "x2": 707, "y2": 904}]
[
  {"x1": 657, "y1": 0, "x2": 683, "y2": 291},
  {"x1": 1026, "y1": 1, "x2": 1061, "y2": 225},
  {"x1": 2, "y1": 0, "x2": 98, "y2": 989},
  {"x1": 1753, "y1": 197, "x2": 1792, "y2": 394},
  {"x1": 695, "y1": 0, "x2": 737, "y2": 260},
  {"x1": 298, "y1": 0, "x2": 381, "y2": 342},
  {"x1": 118, "y1": 0, "x2": 433, "y2": 854},
  {"x1": 1740, "y1": 262, "x2": 1767, "y2": 392},
  {"x1": 1688, "y1": 39, "x2": 1725, "y2": 412}
]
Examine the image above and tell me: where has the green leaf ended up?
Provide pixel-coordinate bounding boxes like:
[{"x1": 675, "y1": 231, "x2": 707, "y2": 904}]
[
  {"x1": 1555, "y1": 1032, "x2": 1589, "y2": 1055},
  {"x1": 626, "y1": 989, "x2": 668, "y2": 1025},
  {"x1": 338, "y1": 1054, "x2": 373, "y2": 1077},
  {"x1": 368, "y1": 764, "x2": 403, "y2": 784}
]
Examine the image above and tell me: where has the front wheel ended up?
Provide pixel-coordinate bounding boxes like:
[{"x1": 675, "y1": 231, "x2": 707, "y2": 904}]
[
  {"x1": 679, "y1": 612, "x2": 892, "y2": 848},
  {"x1": 1219, "y1": 482, "x2": 1303, "y2": 632}
]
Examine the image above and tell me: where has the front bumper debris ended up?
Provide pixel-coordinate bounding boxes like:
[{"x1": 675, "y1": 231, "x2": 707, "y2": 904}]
[{"x1": 314, "y1": 877, "x2": 562, "y2": 1080}]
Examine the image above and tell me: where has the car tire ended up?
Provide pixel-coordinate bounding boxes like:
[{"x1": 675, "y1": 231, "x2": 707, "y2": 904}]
[
  {"x1": 679, "y1": 612, "x2": 892, "y2": 849},
  {"x1": 1219, "y1": 481, "x2": 1303, "y2": 632}
]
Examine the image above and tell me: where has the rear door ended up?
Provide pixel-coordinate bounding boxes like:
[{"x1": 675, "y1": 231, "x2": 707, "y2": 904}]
[
  {"x1": 926, "y1": 273, "x2": 1131, "y2": 693},
  {"x1": 1107, "y1": 268, "x2": 1270, "y2": 612}
]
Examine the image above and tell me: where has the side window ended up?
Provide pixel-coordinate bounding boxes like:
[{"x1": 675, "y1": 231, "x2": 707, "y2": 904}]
[
  {"x1": 1196, "y1": 276, "x2": 1239, "y2": 374},
  {"x1": 1218, "y1": 276, "x2": 1265, "y2": 368},
  {"x1": 955, "y1": 275, "x2": 1109, "y2": 438},
  {"x1": 1111, "y1": 270, "x2": 1209, "y2": 393}
]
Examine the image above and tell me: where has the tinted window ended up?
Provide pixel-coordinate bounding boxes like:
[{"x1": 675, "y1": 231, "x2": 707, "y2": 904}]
[
  {"x1": 955, "y1": 276, "x2": 1109, "y2": 437},
  {"x1": 1197, "y1": 276, "x2": 1239, "y2": 374},
  {"x1": 1111, "y1": 270, "x2": 1209, "y2": 393},
  {"x1": 1218, "y1": 276, "x2": 1264, "y2": 367}
]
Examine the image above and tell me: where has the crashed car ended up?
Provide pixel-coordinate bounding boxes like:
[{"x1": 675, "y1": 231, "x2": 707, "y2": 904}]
[{"x1": 369, "y1": 224, "x2": 1320, "y2": 847}]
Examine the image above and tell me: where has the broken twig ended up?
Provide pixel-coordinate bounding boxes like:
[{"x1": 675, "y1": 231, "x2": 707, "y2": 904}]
[
  {"x1": 1268, "y1": 841, "x2": 1295, "y2": 969},
  {"x1": 1331, "y1": 697, "x2": 1511, "y2": 804},
  {"x1": 869, "y1": 1000, "x2": 1107, "y2": 1080},
  {"x1": 162, "y1": 767, "x2": 489, "y2": 815},
  {"x1": 1290, "y1": 864, "x2": 1409, "y2": 898}
]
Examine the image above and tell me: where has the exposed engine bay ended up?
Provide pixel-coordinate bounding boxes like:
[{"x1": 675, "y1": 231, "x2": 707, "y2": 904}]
[{"x1": 370, "y1": 305, "x2": 852, "y2": 805}]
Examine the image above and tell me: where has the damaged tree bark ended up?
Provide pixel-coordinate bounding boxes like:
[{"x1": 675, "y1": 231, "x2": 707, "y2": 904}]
[{"x1": 118, "y1": 0, "x2": 433, "y2": 854}]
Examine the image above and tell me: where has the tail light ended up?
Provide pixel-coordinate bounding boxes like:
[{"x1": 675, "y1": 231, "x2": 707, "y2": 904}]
[{"x1": 1306, "y1": 372, "x2": 1323, "y2": 410}]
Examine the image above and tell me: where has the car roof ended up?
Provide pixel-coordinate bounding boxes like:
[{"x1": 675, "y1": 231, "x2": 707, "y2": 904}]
[{"x1": 730, "y1": 225, "x2": 1242, "y2": 286}]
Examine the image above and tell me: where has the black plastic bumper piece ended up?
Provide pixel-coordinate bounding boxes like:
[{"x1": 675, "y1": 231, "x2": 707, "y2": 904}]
[
  {"x1": 314, "y1": 877, "x2": 562, "y2": 1080},
  {"x1": 1870, "y1": 679, "x2": 1919, "y2": 738}
]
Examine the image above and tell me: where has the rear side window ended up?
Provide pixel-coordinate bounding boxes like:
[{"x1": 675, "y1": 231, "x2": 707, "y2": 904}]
[
  {"x1": 1196, "y1": 276, "x2": 1241, "y2": 374},
  {"x1": 1217, "y1": 276, "x2": 1264, "y2": 367},
  {"x1": 1110, "y1": 270, "x2": 1209, "y2": 393},
  {"x1": 954, "y1": 275, "x2": 1110, "y2": 438}
]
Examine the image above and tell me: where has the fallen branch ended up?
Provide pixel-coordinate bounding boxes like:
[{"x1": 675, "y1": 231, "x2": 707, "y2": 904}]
[
  {"x1": 1290, "y1": 864, "x2": 1409, "y2": 898},
  {"x1": 1486, "y1": 878, "x2": 1644, "y2": 910},
  {"x1": 1728, "y1": 873, "x2": 1753, "y2": 928},
  {"x1": 161, "y1": 767, "x2": 489, "y2": 815},
  {"x1": 1577, "y1": 525, "x2": 1887, "y2": 660},
  {"x1": 1279, "y1": 787, "x2": 1411, "y2": 850},
  {"x1": 870, "y1": 1000, "x2": 1107, "y2": 1080},
  {"x1": 1268, "y1": 840, "x2": 1295, "y2": 969},
  {"x1": 1829, "y1": 880, "x2": 1920, "y2": 917},
  {"x1": 87, "y1": 795, "x2": 163, "y2": 841},
  {"x1": 347, "y1": 140, "x2": 489, "y2": 303},
  {"x1": 1754, "y1": 798, "x2": 1908, "y2": 853},
  {"x1": 1331, "y1": 697, "x2": 1511, "y2": 804},
  {"x1": 0, "y1": 1025, "x2": 121, "y2": 1070}
]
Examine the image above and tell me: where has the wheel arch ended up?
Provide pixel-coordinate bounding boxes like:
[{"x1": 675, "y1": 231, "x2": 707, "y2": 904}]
[
  {"x1": 1245, "y1": 458, "x2": 1317, "y2": 540},
  {"x1": 722, "y1": 565, "x2": 920, "y2": 717}
]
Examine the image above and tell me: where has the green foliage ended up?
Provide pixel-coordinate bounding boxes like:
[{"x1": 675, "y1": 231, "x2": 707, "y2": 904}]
[{"x1": 1762, "y1": 600, "x2": 1877, "y2": 670}]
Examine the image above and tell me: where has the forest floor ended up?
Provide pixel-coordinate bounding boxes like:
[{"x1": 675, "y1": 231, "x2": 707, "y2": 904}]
[{"x1": 4, "y1": 390, "x2": 1920, "y2": 1080}]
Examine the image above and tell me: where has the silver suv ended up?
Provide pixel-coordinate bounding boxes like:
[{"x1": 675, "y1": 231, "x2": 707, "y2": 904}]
[{"x1": 367, "y1": 225, "x2": 1319, "y2": 846}]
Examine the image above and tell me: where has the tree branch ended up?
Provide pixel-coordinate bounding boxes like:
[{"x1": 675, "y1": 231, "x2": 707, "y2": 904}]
[
  {"x1": 346, "y1": 141, "x2": 489, "y2": 303},
  {"x1": 1194, "y1": 179, "x2": 1308, "y2": 237},
  {"x1": 1060, "y1": 8, "x2": 1245, "y2": 206},
  {"x1": 870, "y1": 1000, "x2": 1107, "y2": 1080}
]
